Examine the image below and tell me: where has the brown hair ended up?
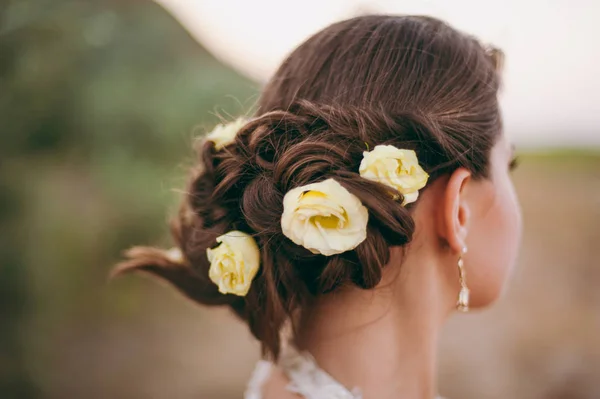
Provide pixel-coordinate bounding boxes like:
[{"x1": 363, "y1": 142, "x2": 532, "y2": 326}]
[{"x1": 114, "y1": 15, "x2": 504, "y2": 358}]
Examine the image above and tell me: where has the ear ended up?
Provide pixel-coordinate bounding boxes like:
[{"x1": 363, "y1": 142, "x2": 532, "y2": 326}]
[{"x1": 438, "y1": 168, "x2": 472, "y2": 253}]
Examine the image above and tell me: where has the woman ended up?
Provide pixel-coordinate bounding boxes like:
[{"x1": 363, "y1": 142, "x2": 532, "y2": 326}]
[{"x1": 116, "y1": 15, "x2": 522, "y2": 399}]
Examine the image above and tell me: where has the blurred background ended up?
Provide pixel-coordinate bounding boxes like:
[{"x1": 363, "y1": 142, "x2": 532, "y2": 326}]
[{"x1": 0, "y1": 1, "x2": 598, "y2": 398}]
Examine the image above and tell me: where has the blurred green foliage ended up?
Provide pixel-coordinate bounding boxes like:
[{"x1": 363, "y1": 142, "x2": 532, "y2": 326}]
[{"x1": 0, "y1": 0, "x2": 257, "y2": 396}]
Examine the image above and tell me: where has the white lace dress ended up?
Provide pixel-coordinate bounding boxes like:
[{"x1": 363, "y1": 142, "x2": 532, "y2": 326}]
[{"x1": 244, "y1": 345, "x2": 444, "y2": 399}]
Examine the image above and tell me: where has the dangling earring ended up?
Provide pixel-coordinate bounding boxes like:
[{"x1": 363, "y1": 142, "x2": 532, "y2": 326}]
[{"x1": 457, "y1": 246, "x2": 469, "y2": 312}]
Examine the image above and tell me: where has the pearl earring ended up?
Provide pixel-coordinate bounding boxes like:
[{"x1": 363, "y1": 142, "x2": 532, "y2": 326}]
[{"x1": 456, "y1": 246, "x2": 469, "y2": 312}]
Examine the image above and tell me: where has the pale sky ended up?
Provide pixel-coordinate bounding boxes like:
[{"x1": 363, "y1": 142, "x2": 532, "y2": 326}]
[{"x1": 156, "y1": 0, "x2": 600, "y2": 147}]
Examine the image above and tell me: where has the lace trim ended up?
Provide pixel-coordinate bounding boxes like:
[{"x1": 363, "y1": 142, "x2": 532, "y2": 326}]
[
  {"x1": 279, "y1": 345, "x2": 362, "y2": 399},
  {"x1": 244, "y1": 346, "x2": 446, "y2": 399},
  {"x1": 244, "y1": 360, "x2": 272, "y2": 399}
]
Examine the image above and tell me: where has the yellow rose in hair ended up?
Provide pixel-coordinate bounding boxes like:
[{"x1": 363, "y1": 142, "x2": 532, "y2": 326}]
[
  {"x1": 205, "y1": 118, "x2": 246, "y2": 150},
  {"x1": 359, "y1": 145, "x2": 429, "y2": 205},
  {"x1": 281, "y1": 178, "x2": 369, "y2": 256},
  {"x1": 207, "y1": 231, "x2": 260, "y2": 296}
]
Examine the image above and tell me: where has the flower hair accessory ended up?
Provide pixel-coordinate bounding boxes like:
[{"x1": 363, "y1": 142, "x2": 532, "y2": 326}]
[
  {"x1": 281, "y1": 178, "x2": 369, "y2": 256},
  {"x1": 205, "y1": 118, "x2": 247, "y2": 150},
  {"x1": 207, "y1": 230, "x2": 260, "y2": 296},
  {"x1": 359, "y1": 145, "x2": 429, "y2": 205}
]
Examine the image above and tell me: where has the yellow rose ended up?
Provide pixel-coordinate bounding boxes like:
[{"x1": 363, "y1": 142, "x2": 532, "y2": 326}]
[
  {"x1": 207, "y1": 230, "x2": 260, "y2": 296},
  {"x1": 281, "y1": 178, "x2": 369, "y2": 256},
  {"x1": 359, "y1": 145, "x2": 429, "y2": 205},
  {"x1": 205, "y1": 118, "x2": 247, "y2": 150}
]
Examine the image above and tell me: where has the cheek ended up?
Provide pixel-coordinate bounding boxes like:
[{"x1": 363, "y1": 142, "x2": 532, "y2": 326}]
[{"x1": 467, "y1": 176, "x2": 522, "y2": 307}]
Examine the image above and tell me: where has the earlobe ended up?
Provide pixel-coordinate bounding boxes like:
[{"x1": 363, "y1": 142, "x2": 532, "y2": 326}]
[{"x1": 439, "y1": 168, "x2": 472, "y2": 253}]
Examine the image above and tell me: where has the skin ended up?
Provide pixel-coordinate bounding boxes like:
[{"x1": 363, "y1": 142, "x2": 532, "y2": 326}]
[{"x1": 263, "y1": 136, "x2": 522, "y2": 399}]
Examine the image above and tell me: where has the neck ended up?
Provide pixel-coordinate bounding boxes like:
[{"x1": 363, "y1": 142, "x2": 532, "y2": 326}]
[{"x1": 294, "y1": 255, "x2": 453, "y2": 399}]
